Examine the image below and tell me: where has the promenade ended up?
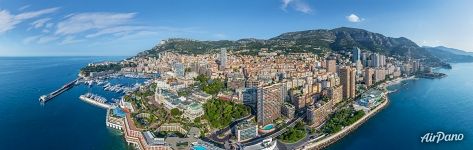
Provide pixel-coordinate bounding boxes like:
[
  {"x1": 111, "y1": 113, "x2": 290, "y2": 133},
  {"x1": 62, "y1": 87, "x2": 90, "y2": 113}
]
[{"x1": 300, "y1": 97, "x2": 389, "y2": 150}]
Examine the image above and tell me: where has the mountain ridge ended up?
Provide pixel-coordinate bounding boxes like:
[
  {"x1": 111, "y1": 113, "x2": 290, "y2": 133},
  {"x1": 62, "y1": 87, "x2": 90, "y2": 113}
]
[
  {"x1": 423, "y1": 46, "x2": 473, "y2": 56},
  {"x1": 423, "y1": 46, "x2": 473, "y2": 63},
  {"x1": 139, "y1": 27, "x2": 447, "y2": 67}
]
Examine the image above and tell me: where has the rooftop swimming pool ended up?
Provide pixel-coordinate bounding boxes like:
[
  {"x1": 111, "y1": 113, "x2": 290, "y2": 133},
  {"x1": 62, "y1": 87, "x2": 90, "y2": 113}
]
[
  {"x1": 262, "y1": 124, "x2": 274, "y2": 130},
  {"x1": 192, "y1": 145, "x2": 206, "y2": 150},
  {"x1": 259, "y1": 124, "x2": 276, "y2": 134}
]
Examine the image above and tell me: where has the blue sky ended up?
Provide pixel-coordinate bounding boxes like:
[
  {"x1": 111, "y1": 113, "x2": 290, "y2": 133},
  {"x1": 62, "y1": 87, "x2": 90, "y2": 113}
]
[{"x1": 0, "y1": 0, "x2": 472, "y2": 56}]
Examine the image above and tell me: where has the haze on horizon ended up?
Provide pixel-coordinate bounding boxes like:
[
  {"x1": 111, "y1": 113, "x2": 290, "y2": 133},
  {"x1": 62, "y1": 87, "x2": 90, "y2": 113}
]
[{"x1": 0, "y1": 0, "x2": 472, "y2": 56}]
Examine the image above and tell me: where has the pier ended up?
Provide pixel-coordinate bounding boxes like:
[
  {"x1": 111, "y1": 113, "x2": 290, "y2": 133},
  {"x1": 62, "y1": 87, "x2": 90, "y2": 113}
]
[{"x1": 39, "y1": 77, "x2": 81, "y2": 103}]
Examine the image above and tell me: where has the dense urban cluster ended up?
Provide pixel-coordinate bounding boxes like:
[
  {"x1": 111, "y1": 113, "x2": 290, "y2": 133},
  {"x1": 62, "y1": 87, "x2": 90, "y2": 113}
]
[{"x1": 87, "y1": 40, "x2": 436, "y2": 150}]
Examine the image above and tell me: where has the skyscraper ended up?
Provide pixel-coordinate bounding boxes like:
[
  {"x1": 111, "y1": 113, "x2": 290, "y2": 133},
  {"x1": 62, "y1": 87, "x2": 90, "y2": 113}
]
[
  {"x1": 349, "y1": 67, "x2": 356, "y2": 98},
  {"x1": 340, "y1": 66, "x2": 356, "y2": 99},
  {"x1": 352, "y1": 47, "x2": 361, "y2": 63},
  {"x1": 257, "y1": 83, "x2": 286, "y2": 126},
  {"x1": 219, "y1": 48, "x2": 227, "y2": 70},
  {"x1": 364, "y1": 68, "x2": 374, "y2": 87},
  {"x1": 173, "y1": 62, "x2": 185, "y2": 77},
  {"x1": 361, "y1": 52, "x2": 369, "y2": 66},
  {"x1": 370, "y1": 53, "x2": 386, "y2": 68},
  {"x1": 371, "y1": 53, "x2": 380, "y2": 68},
  {"x1": 374, "y1": 68, "x2": 386, "y2": 83},
  {"x1": 380, "y1": 55, "x2": 386, "y2": 67},
  {"x1": 328, "y1": 85, "x2": 343, "y2": 104}
]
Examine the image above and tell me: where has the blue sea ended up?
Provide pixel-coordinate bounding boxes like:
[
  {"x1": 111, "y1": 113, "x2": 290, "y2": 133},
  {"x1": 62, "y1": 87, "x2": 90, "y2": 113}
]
[
  {"x1": 328, "y1": 63, "x2": 473, "y2": 149},
  {"x1": 1, "y1": 57, "x2": 472, "y2": 150},
  {"x1": 0, "y1": 57, "x2": 132, "y2": 150}
]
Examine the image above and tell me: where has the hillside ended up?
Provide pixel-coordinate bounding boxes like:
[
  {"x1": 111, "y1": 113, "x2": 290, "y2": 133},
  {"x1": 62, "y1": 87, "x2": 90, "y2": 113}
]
[
  {"x1": 424, "y1": 46, "x2": 473, "y2": 63},
  {"x1": 140, "y1": 27, "x2": 446, "y2": 67},
  {"x1": 426, "y1": 46, "x2": 473, "y2": 56}
]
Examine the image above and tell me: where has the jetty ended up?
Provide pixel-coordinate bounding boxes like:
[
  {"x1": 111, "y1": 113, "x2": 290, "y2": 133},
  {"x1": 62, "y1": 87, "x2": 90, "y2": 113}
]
[{"x1": 39, "y1": 77, "x2": 81, "y2": 103}]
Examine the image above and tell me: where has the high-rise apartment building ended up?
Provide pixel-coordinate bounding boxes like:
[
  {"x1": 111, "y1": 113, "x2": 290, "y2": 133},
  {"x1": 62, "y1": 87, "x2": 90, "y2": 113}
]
[
  {"x1": 340, "y1": 66, "x2": 356, "y2": 99},
  {"x1": 173, "y1": 62, "x2": 185, "y2": 77},
  {"x1": 364, "y1": 68, "x2": 374, "y2": 87},
  {"x1": 219, "y1": 48, "x2": 227, "y2": 70},
  {"x1": 352, "y1": 47, "x2": 361, "y2": 63},
  {"x1": 257, "y1": 83, "x2": 286, "y2": 126}
]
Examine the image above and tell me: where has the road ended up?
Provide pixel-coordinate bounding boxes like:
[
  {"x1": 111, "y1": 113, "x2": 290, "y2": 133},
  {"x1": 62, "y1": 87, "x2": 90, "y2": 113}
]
[
  {"x1": 240, "y1": 112, "x2": 306, "y2": 147},
  {"x1": 278, "y1": 132, "x2": 322, "y2": 150},
  {"x1": 207, "y1": 114, "x2": 254, "y2": 143}
]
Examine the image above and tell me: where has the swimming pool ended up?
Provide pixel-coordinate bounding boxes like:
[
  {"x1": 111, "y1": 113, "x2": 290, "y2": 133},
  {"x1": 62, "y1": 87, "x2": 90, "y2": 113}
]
[
  {"x1": 262, "y1": 124, "x2": 274, "y2": 130},
  {"x1": 192, "y1": 145, "x2": 206, "y2": 150},
  {"x1": 259, "y1": 124, "x2": 276, "y2": 134}
]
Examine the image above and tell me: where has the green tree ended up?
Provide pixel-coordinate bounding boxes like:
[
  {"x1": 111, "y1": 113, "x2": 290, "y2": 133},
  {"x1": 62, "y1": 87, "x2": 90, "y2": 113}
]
[
  {"x1": 203, "y1": 99, "x2": 249, "y2": 129},
  {"x1": 171, "y1": 108, "x2": 182, "y2": 117}
]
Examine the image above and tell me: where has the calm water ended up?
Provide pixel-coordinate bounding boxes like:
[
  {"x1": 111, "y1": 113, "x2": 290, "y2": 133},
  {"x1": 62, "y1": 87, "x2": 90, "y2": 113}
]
[
  {"x1": 0, "y1": 57, "x2": 129, "y2": 150},
  {"x1": 1, "y1": 57, "x2": 472, "y2": 150},
  {"x1": 328, "y1": 63, "x2": 473, "y2": 149}
]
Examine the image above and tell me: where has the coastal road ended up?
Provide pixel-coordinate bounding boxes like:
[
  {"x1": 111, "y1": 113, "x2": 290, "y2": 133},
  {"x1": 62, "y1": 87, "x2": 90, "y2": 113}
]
[
  {"x1": 302, "y1": 98, "x2": 389, "y2": 149},
  {"x1": 207, "y1": 114, "x2": 254, "y2": 143},
  {"x1": 278, "y1": 129, "x2": 321, "y2": 150},
  {"x1": 240, "y1": 112, "x2": 306, "y2": 147}
]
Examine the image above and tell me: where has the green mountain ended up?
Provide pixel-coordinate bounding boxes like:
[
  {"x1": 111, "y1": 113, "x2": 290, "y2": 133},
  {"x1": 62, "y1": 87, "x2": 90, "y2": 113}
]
[
  {"x1": 427, "y1": 46, "x2": 473, "y2": 56},
  {"x1": 424, "y1": 46, "x2": 473, "y2": 63},
  {"x1": 140, "y1": 27, "x2": 446, "y2": 66},
  {"x1": 269, "y1": 27, "x2": 429, "y2": 58}
]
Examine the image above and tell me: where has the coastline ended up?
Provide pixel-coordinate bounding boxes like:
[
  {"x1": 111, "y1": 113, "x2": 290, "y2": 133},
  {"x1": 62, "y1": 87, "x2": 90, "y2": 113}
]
[
  {"x1": 300, "y1": 96, "x2": 390, "y2": 150},
  {"x1": 384, "y1": 76, "x2": 416, "y2": 88},
  {"x1": 299, "y1": 76, "x2": 417, "y2": 149}
]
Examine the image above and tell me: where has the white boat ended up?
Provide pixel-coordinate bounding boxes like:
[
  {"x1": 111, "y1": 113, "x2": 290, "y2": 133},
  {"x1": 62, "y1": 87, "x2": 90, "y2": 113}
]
[{"x1": 79, "y1": 93, "x2": 112, "y2": 109}]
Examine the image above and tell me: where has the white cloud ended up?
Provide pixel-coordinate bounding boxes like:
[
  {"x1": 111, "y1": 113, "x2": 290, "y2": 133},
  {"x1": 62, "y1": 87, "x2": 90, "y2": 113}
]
[
  {"x1": 346, "y1": 13, "x2": 364, "y2": 23},
  {"x1": 116, "y1": 31, "x2": 159, "y2": 40},
  {"x1": 0, "y1": 7, "x2": 58, "y2": 33},
  {"x1": 31, "y1": 18, "x2": 51, "y2": 29},
  {"x1": 18, "y1": 5, "x2": 31, "y2": 11},
  {"x1": 14, "y1": 7, "x2": 59, "y2": 20},
  {"x1": 13, "y1": 10, "x2": 203, "y2": 46},
  {"x1": 22, "y1": 35, "x2": 58, "y2": 44},
  {"x1": 85, "y1": 26, "x2": 150, "y2": 38},
  {"x1": 0, "y1": 10, "x2": 16, "y2": 33},
  {"x1": 281, "y1": 0, "x2": 294, "y2": 9},
  {"x1": 281, "y1": 0, "x2": 312, "y2": 14},
  {"x1": 60, "y1": 36, "x2": 84, "y2": 45},
  {"x1": 55, "y1": 12, "x2": 137, "y2": 35},
  {"x1": 37, "y1": 35, "x2": 58, "y2": 44}
]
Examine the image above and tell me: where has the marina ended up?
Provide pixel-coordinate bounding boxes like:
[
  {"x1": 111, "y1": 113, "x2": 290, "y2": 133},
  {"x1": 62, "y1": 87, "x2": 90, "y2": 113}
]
[{"x1": 77, "y1": 73, "x2": 151, "y2": 94}]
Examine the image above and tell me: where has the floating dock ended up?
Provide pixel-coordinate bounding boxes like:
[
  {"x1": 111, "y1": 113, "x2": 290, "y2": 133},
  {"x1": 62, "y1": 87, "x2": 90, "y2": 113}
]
[{"x1": 39, "y1": 77, "x2": 81, "y2": 103}]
